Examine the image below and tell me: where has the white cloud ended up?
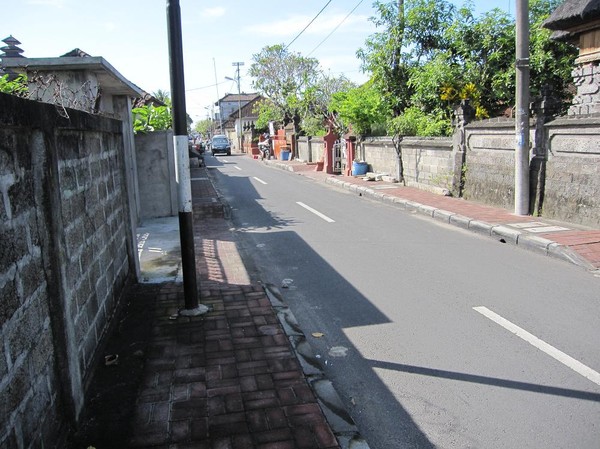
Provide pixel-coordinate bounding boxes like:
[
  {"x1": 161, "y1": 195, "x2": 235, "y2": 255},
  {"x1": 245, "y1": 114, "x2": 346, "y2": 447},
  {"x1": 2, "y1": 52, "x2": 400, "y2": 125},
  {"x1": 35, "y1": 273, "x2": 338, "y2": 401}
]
[
  {"x1": 201, "y1": 7, "x2": 225, "y2": 18},
  {"x1": 103, "y1": 22, "x2": 117, "y2": 32},
  {"x1": 27, "y1": 0, "x2": 66, "y2": 7},
  {"x1": 244, "y1": 12, "x2": 372, "y2": 38}
]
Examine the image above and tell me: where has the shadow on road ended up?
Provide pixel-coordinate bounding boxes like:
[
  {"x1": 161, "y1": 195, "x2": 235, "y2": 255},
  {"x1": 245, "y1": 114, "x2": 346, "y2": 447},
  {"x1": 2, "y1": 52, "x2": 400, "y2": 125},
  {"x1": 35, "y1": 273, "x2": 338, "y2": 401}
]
[{"x1": 208, "y1": 163, "x2": 437, "y2": 448}]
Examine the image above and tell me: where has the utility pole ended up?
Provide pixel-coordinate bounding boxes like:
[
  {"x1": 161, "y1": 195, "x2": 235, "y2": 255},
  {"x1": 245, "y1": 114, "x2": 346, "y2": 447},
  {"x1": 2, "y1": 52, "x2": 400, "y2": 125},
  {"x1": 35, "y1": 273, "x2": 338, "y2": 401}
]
[
  {"x1": 514, "y1": 0, "x2": 530, "y2": 215},
  {"x1": 233, "y1": 61, "x2": 244, "y2": 153},
  {"x1": 213, "y1": 57, "x2": 223, "y2": 134},
  {"x1": 166, "y1": 0, "x2": 208, "y2": 316}
]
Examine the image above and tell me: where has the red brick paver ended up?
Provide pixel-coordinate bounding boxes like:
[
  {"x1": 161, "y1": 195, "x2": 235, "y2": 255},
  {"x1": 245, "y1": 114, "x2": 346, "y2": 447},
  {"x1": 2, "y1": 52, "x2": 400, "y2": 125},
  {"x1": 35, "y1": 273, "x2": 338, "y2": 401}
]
[{"x1": 128, "y1": 165, "x2": 341, "y2": 448}]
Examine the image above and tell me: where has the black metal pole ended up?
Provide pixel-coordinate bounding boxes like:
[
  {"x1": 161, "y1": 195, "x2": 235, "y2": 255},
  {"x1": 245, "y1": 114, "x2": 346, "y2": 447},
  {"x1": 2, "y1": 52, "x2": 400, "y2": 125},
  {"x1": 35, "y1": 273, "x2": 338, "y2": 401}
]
[{"x1": 166, "y1": 0, "x2": 207, "y2": 314}]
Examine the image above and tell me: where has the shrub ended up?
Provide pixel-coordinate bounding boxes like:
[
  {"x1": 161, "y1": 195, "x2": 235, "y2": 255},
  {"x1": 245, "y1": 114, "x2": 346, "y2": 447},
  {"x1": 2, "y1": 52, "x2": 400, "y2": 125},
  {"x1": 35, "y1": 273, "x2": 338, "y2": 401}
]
[
  {"x1": 0, "y1": 73, "x2": 28, "y2": 97},
  {"x1": 388, "y1": 107, "x2": 451, "y2": 137}
]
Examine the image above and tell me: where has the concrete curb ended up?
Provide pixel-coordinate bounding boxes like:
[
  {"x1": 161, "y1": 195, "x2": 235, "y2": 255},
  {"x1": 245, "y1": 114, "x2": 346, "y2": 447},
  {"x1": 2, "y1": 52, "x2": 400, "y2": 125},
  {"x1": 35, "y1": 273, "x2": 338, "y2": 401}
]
[{"x1": 263, "y1": 284, "x2": 371, "y2": 449}]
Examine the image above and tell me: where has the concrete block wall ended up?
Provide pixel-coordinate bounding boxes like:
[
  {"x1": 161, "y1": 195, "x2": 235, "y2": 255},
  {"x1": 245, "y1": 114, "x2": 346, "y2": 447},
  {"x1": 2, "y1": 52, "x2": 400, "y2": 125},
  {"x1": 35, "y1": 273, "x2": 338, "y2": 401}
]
[
  {"x1": 297, "y1": 111, "x2": 599, "y2": 226},
  {"x1": 462, "y1": 119, "x2": 517, "y2": 209},
  {"x1": 312, "y1": 137, "x2": 324, "y2": 163},
  {"x1": 296, "y1": 136, "x2": 324, "y2": 163},
  {"x1": 297, "y1": 136, "x2": 310, "y2": 162},
  {"x1": 0, "y1": 124, "x2": 62, "y2": 448},
  {"x1": 544, "y1": 115, "x2": 600, "y2": 227},
  {"x1": 56, "y1": 128, "x2": 131, "y2": 377},
  {"x1": 360, "y1": 137, "x2": 453, "y2": 192},
  {"x1": 135, "y1": 130, "x2": 177, "y2": 219},
  {"x1": 0, "y1": 93, "x2": 134, "y2": 447},
  {"x1": 462, "y1": 118, "x2": 536, "y2": 211},
  {"x1": 360, "y1": 137, "x2": 396, "y2": 175}
]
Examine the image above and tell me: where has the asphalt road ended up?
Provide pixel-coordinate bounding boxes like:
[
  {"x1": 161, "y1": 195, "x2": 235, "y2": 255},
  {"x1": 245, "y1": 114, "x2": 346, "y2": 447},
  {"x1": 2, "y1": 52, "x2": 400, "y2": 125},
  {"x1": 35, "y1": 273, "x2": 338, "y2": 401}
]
[{"x1": 206, "y1": 153, "x2": 600, "y2": 449}]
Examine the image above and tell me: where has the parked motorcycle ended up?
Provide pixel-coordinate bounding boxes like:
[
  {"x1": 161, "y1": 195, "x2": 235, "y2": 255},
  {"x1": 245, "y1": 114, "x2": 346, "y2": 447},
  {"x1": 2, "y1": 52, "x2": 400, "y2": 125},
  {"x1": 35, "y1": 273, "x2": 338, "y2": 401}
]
[{"x1": 258, "y1": 136, "x2": 271, "y2": 160}]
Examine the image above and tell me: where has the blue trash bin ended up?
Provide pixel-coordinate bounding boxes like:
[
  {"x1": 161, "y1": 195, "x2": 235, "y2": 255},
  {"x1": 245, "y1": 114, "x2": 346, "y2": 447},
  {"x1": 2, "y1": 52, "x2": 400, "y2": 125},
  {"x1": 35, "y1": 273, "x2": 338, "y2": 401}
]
[
  {"x1": 280, "y1": 150, "x2": 291, "y2": 161},
  {"x1": 352, "y1": 161, "x2": 368, "y2": 176}
]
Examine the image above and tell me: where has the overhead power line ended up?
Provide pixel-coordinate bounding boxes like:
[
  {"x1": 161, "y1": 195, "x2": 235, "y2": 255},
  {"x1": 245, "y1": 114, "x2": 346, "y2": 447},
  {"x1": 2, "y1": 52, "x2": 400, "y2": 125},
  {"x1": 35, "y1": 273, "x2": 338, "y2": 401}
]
[
  {"x1": 186, "y1": 80, "x2": 228, "y2": 92},
  {"x1": 285, "y1": 0, "x2": 333, "y2": 50},
  {"x1": 307, "y1": 0, "x2": 365, "y2": 56}
]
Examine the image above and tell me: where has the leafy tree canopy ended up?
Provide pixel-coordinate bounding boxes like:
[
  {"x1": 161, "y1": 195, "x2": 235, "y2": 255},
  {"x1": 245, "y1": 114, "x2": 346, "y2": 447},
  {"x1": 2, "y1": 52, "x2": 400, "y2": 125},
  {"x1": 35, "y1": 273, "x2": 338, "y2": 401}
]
[
  {"x1": 249, "y1": 45, "x2": 353, "y2": 137},
  {"x1": 132, "y1": 104, "x2": 172, "y2": 134},
  {"x1": 358, "y1": 0, "x2": 577, "y2": 135},
  {"x1": 329, "y1": 80, "x2": 388, "y2": 136},
  {"x1": 0, "y1": 73, "x2": 28, "y2": 96},
  {"x1": 249, "y1": 44, "x2": 320, "y2": 134},
  {"x1": 193, "y1": 118, "x2": 212, "y2": 136}
]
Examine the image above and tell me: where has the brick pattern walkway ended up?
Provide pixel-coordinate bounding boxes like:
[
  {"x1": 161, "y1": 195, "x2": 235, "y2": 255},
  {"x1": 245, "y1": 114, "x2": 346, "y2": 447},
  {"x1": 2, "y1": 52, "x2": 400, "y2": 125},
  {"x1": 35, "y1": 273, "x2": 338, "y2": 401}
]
[{"x1": 128, "y1": 166, "x2": 341, "y2": 448}]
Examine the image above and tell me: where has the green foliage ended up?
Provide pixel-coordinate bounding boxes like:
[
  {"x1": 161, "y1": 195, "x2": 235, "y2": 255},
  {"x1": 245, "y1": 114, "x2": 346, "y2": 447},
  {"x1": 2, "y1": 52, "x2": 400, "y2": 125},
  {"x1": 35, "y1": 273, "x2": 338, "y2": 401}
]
[
  {"x1": 297, "y1": 74, "x2": 355, "y2": 136},
  {"x1": 132, "y1": 104, "x2": 172, "y2": 133},
  {"x1": 249, "y1": 44, "x2": 320, "y2": 133},
  {"x1": 194, "y1": 118, "x2": 212, "y2": 136},
  {"x1": 403, "y1": 0, "x2": 455, "y2": 61},
  {"x1": 252, "y1": 98, "x2": 283, "y2": 131},
  {"x1": 408, "y1": 53, "x2": 459, "y2": 113},
  {"x1": 300, "y1": 116, "x2": 327, "y2": 137},
  {"x1": 152, "y1": 89, "x2": 171, "y2": 105},
  {"x1": 528, "y1": 0, "x2": 577, "y2": 107},
  {"x1": 359, "y1": 0, "x2": 576, "y2": 127},
  {"x1": 357, "y1": 0, "x2": 411, "y2": 116},
  {"x1": 388, "y1": 107, "x2": 451, "y2": 137},
  {"x1": 329, "y1": 81, "x2": 388, "y2": 136},
  {"x1": 246, "y1": 0, "x2": 575, "y2": 139},
  {"x1": 250, "y1": 45, "x2": 355, "y2": 137},
  {"x1": 0, "y1": 73, "x2": 28, "y2": 96}
]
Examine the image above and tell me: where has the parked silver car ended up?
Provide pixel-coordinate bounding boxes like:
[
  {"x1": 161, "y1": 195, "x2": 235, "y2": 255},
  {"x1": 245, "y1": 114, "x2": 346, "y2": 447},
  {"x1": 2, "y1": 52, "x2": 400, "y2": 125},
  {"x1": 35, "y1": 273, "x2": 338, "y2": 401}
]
[{"x1": 210, "y1": 135, "x2": 231, "y2": 156}]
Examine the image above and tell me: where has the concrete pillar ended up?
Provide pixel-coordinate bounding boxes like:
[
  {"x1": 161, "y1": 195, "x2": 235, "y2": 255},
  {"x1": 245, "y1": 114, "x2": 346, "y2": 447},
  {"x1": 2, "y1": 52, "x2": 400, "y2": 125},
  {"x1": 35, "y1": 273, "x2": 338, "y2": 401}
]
[
  {"x1": 113, "y1": 96, "x2": 141, "y2": 280},
  {"x1": 530, "y1": 85, "x2": 560, "y2": 215},
  {"x1": 451, "y1": 100, "x2": 475, "y2": 197},
  {"x1": 344, "y1": 136, "x2": 357, "y2": 176}
]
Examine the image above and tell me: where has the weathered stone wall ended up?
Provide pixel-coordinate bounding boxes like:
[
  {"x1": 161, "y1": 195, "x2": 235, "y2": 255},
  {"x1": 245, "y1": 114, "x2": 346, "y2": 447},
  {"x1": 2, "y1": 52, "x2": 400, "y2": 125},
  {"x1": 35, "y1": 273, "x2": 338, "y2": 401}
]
[
  {"x1": 463, "y1": 118, "x2": 543, "y2": 210},
  {"x1": 0, "y1": 120, "x2": 62, "y2": 448},
  {"x1": 359, "y1": 137, "x2": 395, "y2": 175},
  {"x1": 544, "y1": 115, "x2": 600, "y2": 227},
  {"x1": 297, "y1": 136, "x2": 324, "y2": 163},
  {"x1": 360, "y1": 137, "x2": 454, "y2": 193},
  {"x1": 135, "y1": 130, "x2": 177, "y2": 219},
  {"x1": 461, "y1": 118, "x2": 520, "y2": 209},
  {"x1": 297, "y1": 136, "x2": 310, "y2": 162},
  {"x1": 0, "y1": 93, "x2": 134, "y2": 447},
  {"x1": 298, "y1": 110, "x2": 599, "y2": 225}
]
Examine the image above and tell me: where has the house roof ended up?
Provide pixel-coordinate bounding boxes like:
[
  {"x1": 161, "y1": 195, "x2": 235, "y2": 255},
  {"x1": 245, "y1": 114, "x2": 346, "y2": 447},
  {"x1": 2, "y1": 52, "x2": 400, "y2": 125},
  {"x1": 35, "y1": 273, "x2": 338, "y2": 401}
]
[
  {"x1": 544, "y1": 0, "x2": 600, "y2": 30},
  {"x1": 1, "y1": 50, "x2": 144, "y2": 98},
  {"x1": 215, "y1": 93, "x2": 259, "y2": 105},
  {"x1": 220, "y1": 95, "x2": 265, "y2": 129}
]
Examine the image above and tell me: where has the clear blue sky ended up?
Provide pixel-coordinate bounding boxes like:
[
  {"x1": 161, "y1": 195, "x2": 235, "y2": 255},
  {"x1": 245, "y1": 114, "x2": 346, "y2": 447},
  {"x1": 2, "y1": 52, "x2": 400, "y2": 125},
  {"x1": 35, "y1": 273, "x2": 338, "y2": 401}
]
[{"x1": 1, "y1": 0, "x2": 514, "y2": 122}]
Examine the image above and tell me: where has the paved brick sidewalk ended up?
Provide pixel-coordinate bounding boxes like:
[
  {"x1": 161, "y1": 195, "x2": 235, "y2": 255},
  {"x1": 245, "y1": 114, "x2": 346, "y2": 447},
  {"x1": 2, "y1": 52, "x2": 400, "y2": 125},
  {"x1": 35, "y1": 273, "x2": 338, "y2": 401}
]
[
  {"x1": 126, "y1": 166, "x2": 357, "y2": 448},
  {"x1": 128, "y1": 284, "x2": 340, "y2": 448},
  {"x1": 268, "y1": 159, "x2": 600, "y2": 272}
]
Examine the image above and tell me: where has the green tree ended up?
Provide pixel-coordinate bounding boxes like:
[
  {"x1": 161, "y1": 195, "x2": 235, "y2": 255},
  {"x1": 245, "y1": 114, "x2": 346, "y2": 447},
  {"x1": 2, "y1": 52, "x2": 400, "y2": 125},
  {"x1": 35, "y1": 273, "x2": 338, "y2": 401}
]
[
  {"x1": 329, "y1": 80, "x2": 387, "y2": 137},
  {"x1": 360, "y1": 0, "x2": 576, "y2": 125},
  {"x1": 298, "y1": 74, "x2": 355, "y2": 136},
  {"x1": 357, "y1": 0, "x2": 410, "y2": 117},
  {"x1": 0, "y1": 73, "x2": 28, "y2": 96},
  {"x1": 529, "y1": 0, "x2": 577, "y2": 107},
  {"x1": 132, "y1": 104, "x2": 172, "y2": 133},
  {"x1": 249, "y1": 44, "x2": 321, "y2": 136},
  {"x1": 152, "y1": 89, "x2": 171, "y2": 105},
  {"x1": 194, "y1": 118, "x2": 213, "y2": 136},
  {"x1": 252, "y1": 98, "x2": 281, "y2": 131}
]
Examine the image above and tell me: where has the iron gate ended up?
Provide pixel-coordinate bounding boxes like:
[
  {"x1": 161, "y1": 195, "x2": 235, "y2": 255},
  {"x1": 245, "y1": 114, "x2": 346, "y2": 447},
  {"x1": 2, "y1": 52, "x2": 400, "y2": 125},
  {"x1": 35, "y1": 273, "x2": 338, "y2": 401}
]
[{"x1": 332, "y1": 139, "x2": 347, "y2": 175}]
